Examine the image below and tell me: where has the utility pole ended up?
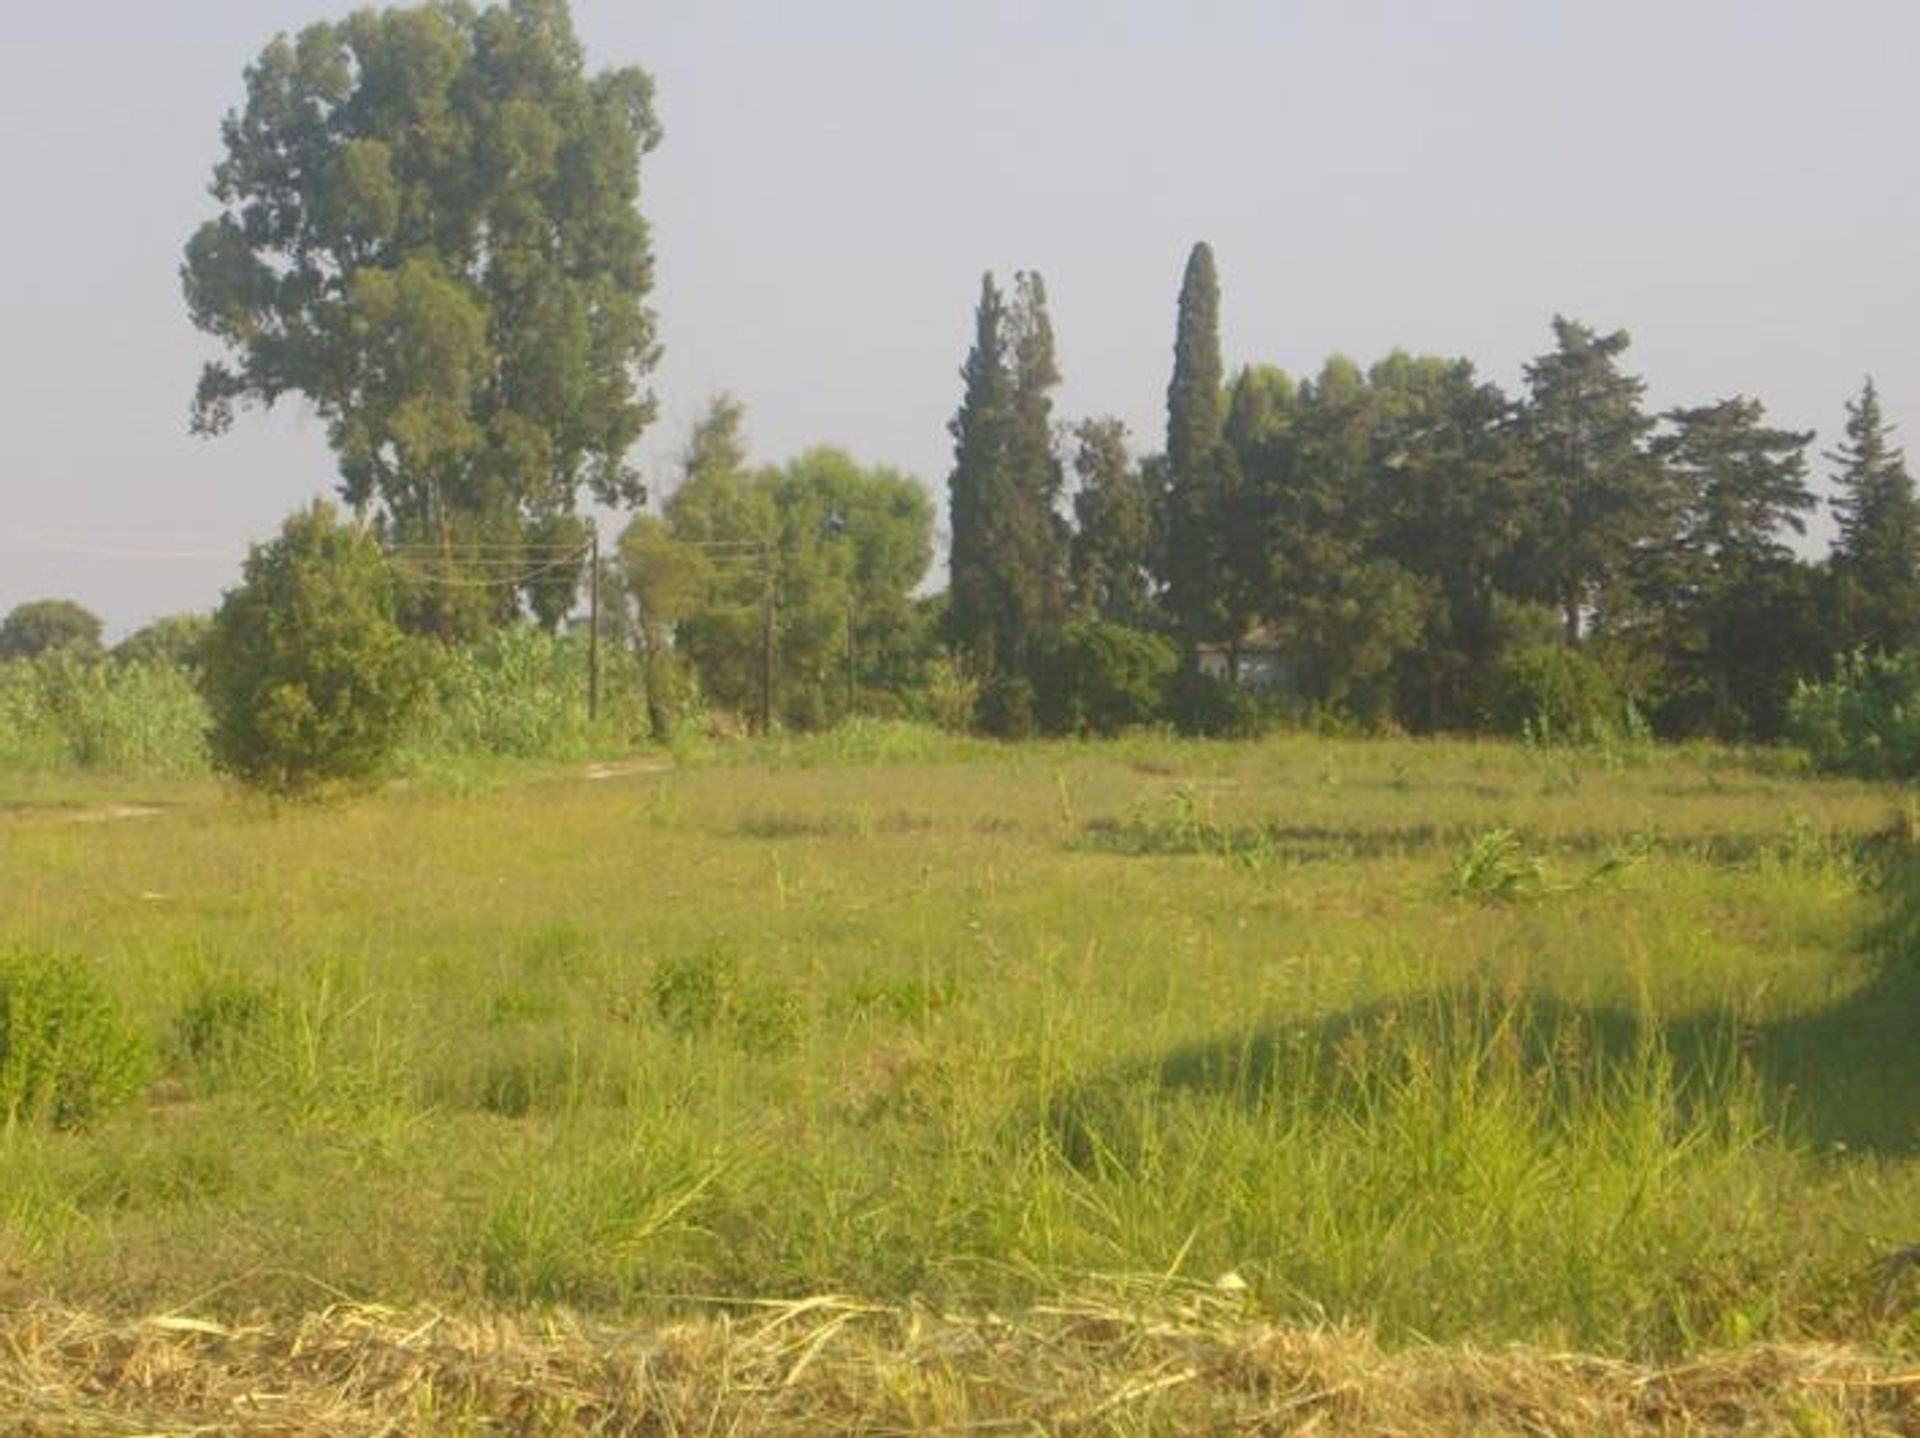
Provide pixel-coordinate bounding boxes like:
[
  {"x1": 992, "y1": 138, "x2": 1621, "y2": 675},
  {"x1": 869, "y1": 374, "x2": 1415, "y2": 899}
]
[
  {"x1": 759, "y1": 536, "x2": 776, "y2": 736},
  {"x1": 587, "y1": 521, "x2": 601, "y2": 723},
  {"x1": 845, "y1": 588, "x2": 856, "y2": 717}
]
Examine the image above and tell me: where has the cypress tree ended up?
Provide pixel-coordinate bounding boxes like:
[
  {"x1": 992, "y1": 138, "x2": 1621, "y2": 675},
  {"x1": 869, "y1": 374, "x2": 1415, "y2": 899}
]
[
  {"x1": 1002, "y1": 270, "x2": 1069, "y2": 657},
  {"x1": 1163, "y1": 242, "x2": 1227, "y2": 650},
  {"x1": 946, "y1": 273, "x2": 1013, "y2": 676}
]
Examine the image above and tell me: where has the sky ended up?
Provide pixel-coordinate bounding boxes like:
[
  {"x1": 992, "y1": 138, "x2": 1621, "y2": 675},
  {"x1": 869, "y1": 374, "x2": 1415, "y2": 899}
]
[{"x1": 3, "y1": 0, "x2": 1919, "y2": 637}]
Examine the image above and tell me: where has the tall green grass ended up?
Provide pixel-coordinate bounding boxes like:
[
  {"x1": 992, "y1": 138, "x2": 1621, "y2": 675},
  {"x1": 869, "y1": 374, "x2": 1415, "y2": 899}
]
[
  {"x1": 0, "y1": 737, "x2": 1913, "y2": 1358},
  {"x1": 0, "y1": 656, "x2": 209, "y2": 775}
]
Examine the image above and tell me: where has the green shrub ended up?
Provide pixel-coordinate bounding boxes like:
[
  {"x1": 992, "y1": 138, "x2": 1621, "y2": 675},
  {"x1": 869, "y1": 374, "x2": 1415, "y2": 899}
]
[
  {"x1": 1168, "y1": 666, "x2": 1262, "y2": 738},
  {"x1": 1488, "y1": 644, "x2": 1625, "y2": 744},
  {"x1": 1030, "y1": 621, "x2": 1176, "y2": 737},
  {"x1": 976, "y1": 674, "x2": 1038, "y2": 739},
  {"x1": 1787, "y1": 650, "x2": 1920, "y2": 779},
  {"x1": 202, "y1": 502, "x2": 433, "y2": 795},
  {"x1": 0, "y1": 948, "x2": 146, "y2": 1129}
]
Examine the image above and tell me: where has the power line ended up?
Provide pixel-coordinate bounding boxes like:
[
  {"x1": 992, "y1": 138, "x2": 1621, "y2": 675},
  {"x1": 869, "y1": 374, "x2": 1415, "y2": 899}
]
[{"x1": 1, "y1": 533, "x2": 247, "y2": 562}]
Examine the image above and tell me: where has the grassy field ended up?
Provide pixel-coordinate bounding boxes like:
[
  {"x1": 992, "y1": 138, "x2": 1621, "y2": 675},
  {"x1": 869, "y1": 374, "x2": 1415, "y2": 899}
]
[{"x1": 4, "y1": 728, "x2": 1920, "y2": 1395}]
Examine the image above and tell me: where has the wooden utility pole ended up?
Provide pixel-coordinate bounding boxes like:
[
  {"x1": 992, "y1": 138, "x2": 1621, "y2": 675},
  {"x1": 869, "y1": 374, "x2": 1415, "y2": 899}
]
[
  {"x1": 759, "y1": 536, "x2": 776, "y2": 736},
  {"x1": 587, "y1": 522, "x2": 601, "y2": 723}
]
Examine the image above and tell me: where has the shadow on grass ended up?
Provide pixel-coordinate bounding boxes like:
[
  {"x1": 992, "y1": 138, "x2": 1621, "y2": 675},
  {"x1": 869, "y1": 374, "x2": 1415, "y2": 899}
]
[
  {"x1": 1054, "y1": 840, "x2": 1920, "y2": 1158},
  {"x1": 1074, "y1": 816, "x2": 1863, "y2": 870}
]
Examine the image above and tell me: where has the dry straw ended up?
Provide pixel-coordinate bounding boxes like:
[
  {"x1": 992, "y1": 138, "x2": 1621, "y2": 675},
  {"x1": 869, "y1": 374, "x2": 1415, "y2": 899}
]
[{"x1": 3, "y1": 1279, "x2": 1919, "y2": 1435}]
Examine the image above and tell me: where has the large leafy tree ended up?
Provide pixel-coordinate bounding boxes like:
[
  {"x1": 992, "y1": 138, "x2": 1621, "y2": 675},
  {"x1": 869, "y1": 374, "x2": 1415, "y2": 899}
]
[
  {"x1": 183, "y1": 0, "x2": 661, "y2": 625},
  {"x1": 1368, "y1": 354, "x2": 1529, "y2": 729},
  {"x1": 1255, "y1": 356, "x2": 1425, "y2": 721},
  {"x1": 668, "y1": 399, "x2": 933, "y2": 731},
  {"x1": 1829, "y1": 378, "x2": 1920, "y2": 655},
  {"x1": 0, "y1": 600, "x2": 104, "y2": 662}
]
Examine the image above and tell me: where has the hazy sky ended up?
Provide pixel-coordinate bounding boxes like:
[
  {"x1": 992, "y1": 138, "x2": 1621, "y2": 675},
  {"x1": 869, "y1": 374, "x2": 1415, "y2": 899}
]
[{"x1": 4, "y1": 1, "x2": 1918, "y2": 636}]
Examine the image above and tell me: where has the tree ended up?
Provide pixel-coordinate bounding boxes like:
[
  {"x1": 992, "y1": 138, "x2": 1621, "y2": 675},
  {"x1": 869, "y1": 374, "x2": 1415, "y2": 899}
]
[
  {"x1": 945, "y1": 273, "x2": 1013, "y2": 679},
  {"x1": 767, "y1": 447, "x2": 935, "y2": 729},
  {"x1": 1161, "y1": 242, "x2": 1227, "y2": 650},
  {"x1": 1516, "y1": 318, "x2": 1665, "y2": 643},
  {"x1": 944, "y1": 270, "x2": 1066, "y2": 731},
  {"x1": 0, "y1": 601, "x2": 103, "y2": 661},
  {"x1": 1829, "y1": 378, "x2": 1920, "y2": 655},
  {"x1": 113, "y1": 614, "x2": 213, "y2": 672},
  {"x1": 611, "y1": 516, "x2": 711, "y2": 742},
  {"x1": 1218, "y1": 364, "x2": 1296, "y2": 675},
  {"x1": 1640, "y1": 397, "x2": 1817, "y2": 733},
  {"x1": 1069, "y1": 417, "x2": 1152, "y2": 625},
  {"x1": 1368, "y1": 355, "x2": 1528, "y2": 730},
  {"x1": 664, "y1": 396, "x2": 777, "y2": 725},
  {"x1": 1030, "y1": 620, "x2": 1176, "y2": 736},
  {"x1": 201, "y1": 502, "x2": 432, "y2": 794},
  {"x1": 666, "y1": 399, "x2": 933, "y2": 731},
  {"x1": 183, "y1": 0, "x2": 661, "y2": 626},
  {"x1": 998, "y1": 270, "x2": 1069, "y2": 655}
]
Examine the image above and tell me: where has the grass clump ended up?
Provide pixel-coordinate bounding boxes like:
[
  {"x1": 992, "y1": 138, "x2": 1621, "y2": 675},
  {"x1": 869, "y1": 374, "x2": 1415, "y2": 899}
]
[
  {"x1": 650, "y1": 948, "x2": 802, "y2": 1055},
  {"x1": 1451, "y1": 827, "x2": 1548, "y2": 902},
  {"x1": 0, "y1": 948, "x2": 146, "y2": 1129}
]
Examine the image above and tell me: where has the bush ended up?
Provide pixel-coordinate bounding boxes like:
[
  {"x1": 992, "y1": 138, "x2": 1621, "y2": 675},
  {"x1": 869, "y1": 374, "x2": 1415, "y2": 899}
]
[
  {"x1": 202, "y1": 502, "x2": 433, "y2": 795},
  {"x1": 1488, "y1": 644, "x2": 1625, "y2": 744},
  {"x1": 976, "y1": 674, "x2": 1038, "y2": 739},
  {"x1": 1787, "y1": 650, "x2": 1920, "y2": 779},
  {"x1": 0, "y1": 948, "x2": 146, "y2": 1129},
  {"x1": 1168, "y1": 666, "x2": 1263, "y2": 738},
  {"x1": 1030, "y1": 621, "x2": 1176, "y2": 737}
]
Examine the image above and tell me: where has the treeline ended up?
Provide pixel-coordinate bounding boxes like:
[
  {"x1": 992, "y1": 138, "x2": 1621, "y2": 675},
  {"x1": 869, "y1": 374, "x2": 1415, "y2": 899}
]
[{"x1": 941, "y1": 242, "x2": 1919, "y2": 741}]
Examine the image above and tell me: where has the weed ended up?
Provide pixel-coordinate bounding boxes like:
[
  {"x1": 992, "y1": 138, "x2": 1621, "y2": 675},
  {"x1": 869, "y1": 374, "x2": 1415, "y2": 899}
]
[
  {"x1": 0, "y1": 948, "x2": 146, "y2": 1129},
  {"x1": 1451, "y1": 828, "x2": 1548, "y2": 902}
]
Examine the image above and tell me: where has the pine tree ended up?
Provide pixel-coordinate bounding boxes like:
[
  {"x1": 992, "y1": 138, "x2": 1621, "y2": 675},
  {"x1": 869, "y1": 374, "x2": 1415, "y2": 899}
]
[
  {"x1": 1647, "y1": 397, "x2": 1817, "y2": 733},
  {"x1": 1162, "y1": 242, "x2": 1227, "y2": 650},
  {"x1": 1517, "y1": 317, "x2": 1665, "y2": 643},
  {"x1": 1829, "y1": 377, "x2": 1920, "y2": 653}
]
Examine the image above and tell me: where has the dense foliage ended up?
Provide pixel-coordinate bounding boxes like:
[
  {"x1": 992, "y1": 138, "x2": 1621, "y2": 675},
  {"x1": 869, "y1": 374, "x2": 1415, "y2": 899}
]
[
  {"x1": 0, "y1": 655, "x2": 209, "y2": 775},
  {"x1": 0, "y1": 947, "x2": 146, "y2": 1130},
  {"x1": 934, "y1": 249, "x2": 1911, "y2": 742},
  {"x1": 202, "y1": 503, "x2": 432, "y2": 794},
  {"x1": 1788, "y1": 651, "x2": 1920, "y2": 779},
  {"x1": 183, "y1": 0, "x2": 661, "y2": 630},
  {"x1": 0, "y1": 600, "x2": 103, "y2": 661}
]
